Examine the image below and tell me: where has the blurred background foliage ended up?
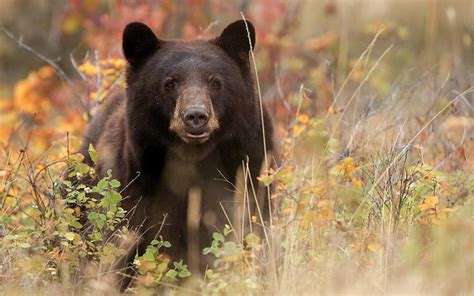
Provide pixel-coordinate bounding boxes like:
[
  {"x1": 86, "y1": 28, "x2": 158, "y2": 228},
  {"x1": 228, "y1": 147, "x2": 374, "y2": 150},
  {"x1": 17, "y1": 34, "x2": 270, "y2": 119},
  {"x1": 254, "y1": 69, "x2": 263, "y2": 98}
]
[
  {"x1": 1, "y1": 0, "x2": 473, "y2": 103},
  {"x1": 0, "y1": 0, "x2": 473, "y2": 294}
]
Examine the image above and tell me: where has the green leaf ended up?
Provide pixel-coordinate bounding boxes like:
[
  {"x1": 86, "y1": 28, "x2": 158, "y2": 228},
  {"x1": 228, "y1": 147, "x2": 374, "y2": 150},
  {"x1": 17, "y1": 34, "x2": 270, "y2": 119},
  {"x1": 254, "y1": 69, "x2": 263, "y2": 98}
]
[
  {"x1": 96, "y1": 219, "x2": 105, "y2": 229},
  {"x1": 222, "y1": 241, "x2": 238, "y2": 256},
  {"x1": 143, "y1": 246, "x2": 157, "y2": 260},
  {"x1": 69, "y1": 220, "x2": 83, "y2": 229},
  {"x1": 206, "y1": 269, "x2": 215, "y2": 278},
  {"x1": 77, "y1": 192, "x2": 86, "y2": 203},
  {"x1": 64, "y1": 232, "x2": 78, "y2": 241},
  {"x1": 156, "y1": 261, "x2": 168, "y2": 273},
  {"x1": 109, "y1": 179, "x2": 121, "y2": 188},
  {"x1": 88, "y1": 143, "x2": 97, "y2": 164},
  {"x1": 178, "y1": 269, "x2": 191, "y2": 277},
  {"x1": 18, "y1": 242, "x2": 31, "y2": 248},
  {"x1": 92, "y1": 232, "x2": 102, "y2": 241},
  {"x1": 165, "y1": 269, "x2": 178, "y2": 279},
  {"x1": 0, "y1": 216, "x2": 12, "y2": 224},
  {"x1": 202, "y1": 247, "x2": 212, "y2": 255},
  {"x1": 116, "y1": 208, "x2": 126, "y2": 218},
  {"x1": 108, "y1": 190, "x2": 121, "y2": 204},
  {"x1": 87, "y1": 212, "x2": 98, "y2": 221},
  {"x1": 173, "y1": 260, "x2": 183, "y2": 269},
  {"x1": 223, "y1": 225, "x2": 232, "y2": 236},
  {"x1": 101, "y1": 190, "x2": 121, "y2": 209},
  {"x1": 93, "y1": 179, "x2": 108, "y2": 193},
  {"x1": 213, "y1": 232, "x2": 225, "y2": 243}
]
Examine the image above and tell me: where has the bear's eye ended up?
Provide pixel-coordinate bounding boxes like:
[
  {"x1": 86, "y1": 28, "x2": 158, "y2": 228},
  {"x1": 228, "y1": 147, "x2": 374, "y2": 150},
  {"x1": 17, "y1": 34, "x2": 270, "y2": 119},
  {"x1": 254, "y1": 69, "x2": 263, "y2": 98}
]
[
  {"x1": 209, "y1": 77, "x2": 222, "y2": 90},
  {"x1": 164, "y1": 78, "x2": 178, "y2": 91}
]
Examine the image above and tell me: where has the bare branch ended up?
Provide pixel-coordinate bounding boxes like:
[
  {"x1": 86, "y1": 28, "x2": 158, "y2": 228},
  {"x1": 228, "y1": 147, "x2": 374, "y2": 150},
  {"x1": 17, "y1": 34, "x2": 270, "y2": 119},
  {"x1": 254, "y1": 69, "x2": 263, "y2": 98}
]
[{"x1": 0, "y1": 27, "x2": 89, "y2": 115}]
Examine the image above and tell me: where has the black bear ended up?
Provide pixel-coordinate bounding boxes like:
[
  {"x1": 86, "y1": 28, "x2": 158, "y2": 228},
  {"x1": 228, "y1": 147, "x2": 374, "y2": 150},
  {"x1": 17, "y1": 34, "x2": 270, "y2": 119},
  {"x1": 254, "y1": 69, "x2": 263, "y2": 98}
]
[{"x1": 79, "y1": 19, "x2": 274, "y2": 279}]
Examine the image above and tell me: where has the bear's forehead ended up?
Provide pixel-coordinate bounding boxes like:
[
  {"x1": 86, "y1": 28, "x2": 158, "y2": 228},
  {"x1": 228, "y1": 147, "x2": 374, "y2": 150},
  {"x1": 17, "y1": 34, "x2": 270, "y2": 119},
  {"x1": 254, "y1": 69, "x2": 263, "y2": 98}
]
[
  {"x1": 146, "y1": 40, "x2": 238, "y2": 76},
  {"x1": 164, "y1": 40, "x2": 221, "y2": 52}
]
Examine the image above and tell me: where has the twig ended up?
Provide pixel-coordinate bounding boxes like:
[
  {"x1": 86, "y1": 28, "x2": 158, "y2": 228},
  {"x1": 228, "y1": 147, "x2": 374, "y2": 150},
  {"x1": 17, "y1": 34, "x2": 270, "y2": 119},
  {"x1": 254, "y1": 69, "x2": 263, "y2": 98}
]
[{"x1": 0, "y1": 27, "x2": 88, "y2": 115}]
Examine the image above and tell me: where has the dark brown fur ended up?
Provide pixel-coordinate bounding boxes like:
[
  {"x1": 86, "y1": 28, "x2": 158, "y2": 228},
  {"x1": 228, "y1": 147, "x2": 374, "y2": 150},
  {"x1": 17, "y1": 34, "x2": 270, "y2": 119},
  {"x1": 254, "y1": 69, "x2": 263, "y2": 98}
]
[{"x1": 78, "y1": 20, "x2": 274, "y2": 284}]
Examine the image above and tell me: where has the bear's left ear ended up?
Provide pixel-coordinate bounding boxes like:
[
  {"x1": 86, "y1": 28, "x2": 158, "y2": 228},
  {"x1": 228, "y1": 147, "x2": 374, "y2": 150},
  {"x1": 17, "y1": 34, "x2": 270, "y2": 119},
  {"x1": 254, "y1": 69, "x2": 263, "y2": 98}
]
[
  {"x1": 123, "y1": 22, "x2": 161, "y2": 68},
  {"x1": 215, "y1": 20, "x2": 255, "y2": 66}
]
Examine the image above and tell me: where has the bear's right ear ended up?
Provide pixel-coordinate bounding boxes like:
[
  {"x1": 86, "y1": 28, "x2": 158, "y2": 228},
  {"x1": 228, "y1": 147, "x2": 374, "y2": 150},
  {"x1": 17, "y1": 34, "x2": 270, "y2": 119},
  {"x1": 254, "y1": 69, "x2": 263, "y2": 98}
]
[
  {"x1": 214, "y1": 20, "x2": 255, "y2": 68},
  {"x1": 122, "y1": 22, "x2": 160, "y2": 68}
]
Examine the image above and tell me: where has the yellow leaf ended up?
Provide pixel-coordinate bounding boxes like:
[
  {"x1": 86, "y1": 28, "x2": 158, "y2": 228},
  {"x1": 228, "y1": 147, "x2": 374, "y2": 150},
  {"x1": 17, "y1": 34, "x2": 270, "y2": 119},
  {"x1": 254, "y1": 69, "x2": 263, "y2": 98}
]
[
  {"x1": 78, "y1": 61, "x2": 98, "y2": 76},
  {"x1": 424, "y1": 195, "x2": 438, "y2": 207},
  {"x1": 63, "y1": 15, "x2": 81, "y2": 34},
  {"x1": 298, "y1": 196, "x2": 310, "y2": 207},
  {"x1": 367, "y1": 242, "x2": 381, "y2": 252},
  {"x1": 257, "y1": 174, "x2": 273, "y2": 186},
  {"x1": 302, "y1": 211, "x2": 317, "y2": 227},
  {"x1": 297, "y1": 114, "x2": 310, "y2": 124},
  {"x1": 37, "y1": 66, "x2": 54, "y2": 79},
  {"x1": 439, "y1": 208, "x2": 455, "y2": 213},
  {"x1": 352, "y1": 177, "x2": 362, "y2": 188},
  {"x1": 310, "y1": 186, "x2": 324, "y2": 195},
  {"x1": 320, "y1": 207, "x2": 335, "y2": 220},
  {"x1": 110, "y1": 58, "x2": 126, "y2": 69},
  {"x1": 417, "y1": 203, "x2": 432, "y2": 211},
  {"x1": 223, "y1": 254, "x2": 240, "y2": 262},
  {"x1": 245, "y1": 233, "x2": 261, "y2": 249},
  {"x1": 418, "y1": 195, "x2": 439, "y2": 212},
  {"x1": 138, "y1": 260, "x2": 157, "y2": 274},
  {"x1": 293, "y1": 124, "x2": 305, "y2": 136},
  {"x1": 64, "y1": 232, "x2": 79, "y2": 241}
]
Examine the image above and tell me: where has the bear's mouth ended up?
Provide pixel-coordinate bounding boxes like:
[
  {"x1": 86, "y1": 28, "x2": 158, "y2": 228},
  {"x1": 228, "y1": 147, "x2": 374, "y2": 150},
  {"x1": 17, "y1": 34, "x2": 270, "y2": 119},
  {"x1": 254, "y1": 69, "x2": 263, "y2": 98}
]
[{"x1": 181, "y1": 131, "x2": 210, "y2": 144}]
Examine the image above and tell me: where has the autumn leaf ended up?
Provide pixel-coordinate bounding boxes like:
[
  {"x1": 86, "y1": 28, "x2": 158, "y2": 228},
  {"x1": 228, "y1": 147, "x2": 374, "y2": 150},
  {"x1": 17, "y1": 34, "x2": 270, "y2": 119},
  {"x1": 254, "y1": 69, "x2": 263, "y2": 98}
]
[
  {"x1": 293, "y1": 124, "x2": 305, "y2": 136},
  {"x1": 297, "y1": 114, "x2": 310, "y2": 124},
  {"x1": 302, "y1": 211, "x2": 317, "y2": 228},
  {"x1": 78, "y1": 61, "x2": 98, "y2": 76},
  {"x1": 367, "y1": 242, "x2": 381, "y2": 252},
  {"x1": 319, "y1": 207, "x2": 335, "y2": 220},
  {"x1": 418, "y1": 195, "x2": 438, "y2": 212}
]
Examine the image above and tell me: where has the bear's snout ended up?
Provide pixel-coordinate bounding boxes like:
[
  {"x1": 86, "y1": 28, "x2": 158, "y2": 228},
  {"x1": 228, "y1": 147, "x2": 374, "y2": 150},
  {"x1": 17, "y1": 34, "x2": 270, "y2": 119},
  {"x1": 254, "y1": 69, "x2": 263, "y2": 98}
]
[
  {"x1": 181, "y1": 106, "x2": 209, "y2": 131},
  {"x1": 169, "y1": 86, "x2": 220, "y2": 144}
]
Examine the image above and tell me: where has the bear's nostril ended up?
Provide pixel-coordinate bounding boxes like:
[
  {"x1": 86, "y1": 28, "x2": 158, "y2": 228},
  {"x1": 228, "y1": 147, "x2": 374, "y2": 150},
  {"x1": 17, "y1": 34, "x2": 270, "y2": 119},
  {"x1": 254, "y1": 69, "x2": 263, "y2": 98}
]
[{"x1": 182, "y1": 107, "x2": 209, "y2": 129}]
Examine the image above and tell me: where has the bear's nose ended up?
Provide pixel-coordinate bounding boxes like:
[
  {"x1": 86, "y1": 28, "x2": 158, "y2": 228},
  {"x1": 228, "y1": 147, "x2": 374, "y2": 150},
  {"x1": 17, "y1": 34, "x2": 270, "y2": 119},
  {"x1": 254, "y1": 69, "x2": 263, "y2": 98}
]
[{"x1": 182, "y1": 107, "x2": 210, "y2": 130}]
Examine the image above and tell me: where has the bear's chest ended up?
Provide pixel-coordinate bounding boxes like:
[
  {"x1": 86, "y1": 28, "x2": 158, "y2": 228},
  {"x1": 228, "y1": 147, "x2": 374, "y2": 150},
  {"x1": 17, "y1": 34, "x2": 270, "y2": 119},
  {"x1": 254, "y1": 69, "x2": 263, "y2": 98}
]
[
  {"x1": 160, "y1": 152, "x2": 199, "y2": 197},
  {"x1": 158, "y1": 148, "x2": 227, "y2": 199}
]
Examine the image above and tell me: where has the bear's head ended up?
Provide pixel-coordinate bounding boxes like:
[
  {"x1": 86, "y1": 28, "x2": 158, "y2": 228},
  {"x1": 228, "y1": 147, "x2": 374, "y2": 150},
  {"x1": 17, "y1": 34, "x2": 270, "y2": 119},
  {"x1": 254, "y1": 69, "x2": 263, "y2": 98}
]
[{"x1": 122, "y1": 20, "x2": 257, "y2": 160}]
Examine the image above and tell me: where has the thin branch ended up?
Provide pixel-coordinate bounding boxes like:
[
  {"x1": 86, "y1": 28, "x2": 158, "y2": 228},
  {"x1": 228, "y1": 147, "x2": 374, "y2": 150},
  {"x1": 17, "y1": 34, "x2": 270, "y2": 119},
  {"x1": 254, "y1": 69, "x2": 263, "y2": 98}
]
[{"x1": 0, "y1": 27, "x2": 88, "y2": 115}]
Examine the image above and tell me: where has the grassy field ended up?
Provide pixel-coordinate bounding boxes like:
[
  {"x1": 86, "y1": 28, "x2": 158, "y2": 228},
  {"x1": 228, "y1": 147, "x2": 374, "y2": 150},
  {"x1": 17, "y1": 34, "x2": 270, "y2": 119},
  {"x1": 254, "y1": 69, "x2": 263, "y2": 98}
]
[{"x1": 0, "y1": 1, "x2": 473, "y2": 295}]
